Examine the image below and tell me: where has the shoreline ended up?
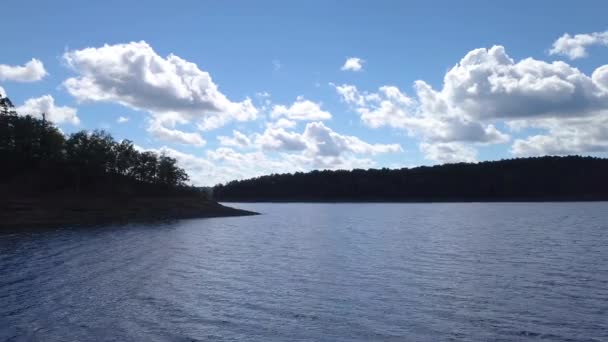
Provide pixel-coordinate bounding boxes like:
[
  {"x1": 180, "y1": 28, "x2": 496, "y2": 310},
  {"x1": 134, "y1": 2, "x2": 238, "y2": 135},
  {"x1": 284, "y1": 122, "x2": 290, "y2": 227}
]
[
  {"x1": 218, "y1": 198, "x2": 608, "y2": 203},
  {"x1": 0, "y1": 195, "x2": 258, "y2": 230}
]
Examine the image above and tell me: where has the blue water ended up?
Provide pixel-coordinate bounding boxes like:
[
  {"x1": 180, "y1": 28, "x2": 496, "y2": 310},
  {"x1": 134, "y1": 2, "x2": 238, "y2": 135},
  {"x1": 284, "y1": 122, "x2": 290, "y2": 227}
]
[{"x1": 1, "y1": 203, "x2": 607, "y2": 341}]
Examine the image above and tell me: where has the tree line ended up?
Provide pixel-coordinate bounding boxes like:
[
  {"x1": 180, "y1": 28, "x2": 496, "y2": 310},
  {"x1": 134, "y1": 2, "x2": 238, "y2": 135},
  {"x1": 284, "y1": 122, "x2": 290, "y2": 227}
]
[
  {"x1": 214, "y1": 155, "x2": 608, "y2": 202},
  {"x1": 0, "y1": 93, "x2": 190, "y2": 196}
]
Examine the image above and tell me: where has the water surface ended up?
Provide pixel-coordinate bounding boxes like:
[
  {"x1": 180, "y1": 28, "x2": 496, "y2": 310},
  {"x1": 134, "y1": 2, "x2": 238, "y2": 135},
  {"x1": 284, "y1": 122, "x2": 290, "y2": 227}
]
[{"x1": 1, "y1": 203, "x2": 607, "y2": 341}]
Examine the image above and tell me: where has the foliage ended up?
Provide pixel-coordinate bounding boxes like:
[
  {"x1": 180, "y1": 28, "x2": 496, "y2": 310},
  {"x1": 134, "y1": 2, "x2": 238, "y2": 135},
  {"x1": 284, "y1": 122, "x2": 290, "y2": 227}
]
[
  {"x1": 0, "y1": 94, "x2": 190, "y2": 195},
  {"x1": 214, "y1": 156, "x2": 608, "y2": 201}
]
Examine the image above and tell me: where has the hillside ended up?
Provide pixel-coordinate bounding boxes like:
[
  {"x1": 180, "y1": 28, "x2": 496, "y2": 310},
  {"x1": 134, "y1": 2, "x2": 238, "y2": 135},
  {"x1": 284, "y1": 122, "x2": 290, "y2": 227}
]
[
  {"x1": 0, "y1": 94, "x2": 255, "y2": 228},
  {"x1": 213, "y1": 156, "x2": 608, "y2": 202}
]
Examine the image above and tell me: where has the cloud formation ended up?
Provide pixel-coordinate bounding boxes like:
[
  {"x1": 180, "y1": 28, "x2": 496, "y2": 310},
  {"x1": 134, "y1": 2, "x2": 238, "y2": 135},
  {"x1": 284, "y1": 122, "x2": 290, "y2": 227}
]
[
  {"x1": 147, "y1": 113, "x2": 205, "y2": 146},
  {"x1": 336, "y1": 45, "x2": 608, "y2": 161},
  {"x1": 550, "y1": 31, "x2": 608, "y2": 60},
  {"x1": 254, "y1": 121, "x2": 402, "y2": 168},
  {"x1": 271, "y1": 96, "x2": 332, "y2": 121},
  {"x1": 0, "y1": 59, "x2": 47, "y2": 82},
  {"x1": 419, "y1": 142, "x2": 476, "y2": 163},
  {"x1": 62, "y1": 41, "x2": 257, "y2": 138},
  {"x1": 341, "y1": 57, "x2": 364, "y2": 72},
  {"x1": 16, "y1": 95, "x2": 79, "y2": 125},
  {"x1": 218, "y1": 130, "x2": 252, "y2": 148},
  {"x1": 148, "y1": 144, "x2": 385, "y2": 186}
]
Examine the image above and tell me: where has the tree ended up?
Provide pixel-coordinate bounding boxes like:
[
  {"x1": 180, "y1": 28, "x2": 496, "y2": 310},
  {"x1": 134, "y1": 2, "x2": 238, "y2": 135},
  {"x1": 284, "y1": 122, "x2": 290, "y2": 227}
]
[
  {"x1": 134, "y1": 151, "x2": 158, "y2": 183},
  {"x1": 113, "y1": 139, "x2": 137, "y2": 176},
  {"x1": 0, "y1": 94, "x2": 193, "y2": 195},
  {"x1": 157, "y1": 154, "x2": 189, "y2": 186}
]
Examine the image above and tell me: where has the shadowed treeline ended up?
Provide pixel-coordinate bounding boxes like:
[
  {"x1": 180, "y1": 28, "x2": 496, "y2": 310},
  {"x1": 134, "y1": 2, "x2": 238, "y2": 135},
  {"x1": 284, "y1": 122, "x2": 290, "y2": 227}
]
[
  {"x1": 214, "y1": 156, "x2": 608, "y2": 202},
  {"x1": 0, "y1": 93, "x2": 256, "y2": 228},
  {"x1": 0, "y1": 94, "x2": 189, "y2": 196}
]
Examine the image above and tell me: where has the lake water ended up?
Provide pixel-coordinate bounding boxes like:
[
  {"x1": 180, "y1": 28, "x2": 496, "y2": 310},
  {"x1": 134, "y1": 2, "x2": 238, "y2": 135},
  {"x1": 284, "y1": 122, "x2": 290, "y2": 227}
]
[{"x1": 1, "y1": 203, "x2": 607, "y2": 341}]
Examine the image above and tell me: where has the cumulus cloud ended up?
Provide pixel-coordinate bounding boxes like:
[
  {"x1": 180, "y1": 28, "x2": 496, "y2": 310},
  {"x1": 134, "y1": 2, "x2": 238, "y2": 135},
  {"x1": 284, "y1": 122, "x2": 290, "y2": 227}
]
[
  {"x1": 271, "y1": 96, "x2": 332, "y2": 121},
  {"x1": 511, "y1": 114, "x2": 608, "y2": 156},
  {"x1": 434, "y1": 46, "x2": 608, "y2": 120},
  {"x1": 117, "y1": 116, "x2": 129, "y2": 123},
  {"x1": 16, "y1": 95, "x2": 79, "y2": 125},
  {"x1": 336, "y1": 83, "x2": 508, "y2": 145},
  {"x1": 266, "y1": 118, "x2": 297, "y2": 129},
  {"x1": 341, "y1": 57, "x2": 364, "y2": 72},
  {"x1": 140, "y1": 120, "x2": 401, "y2": 185},
  {"x1": 254, "y1": 121, "x2": 402, "y2": 167},
  {"x1": 62, "y1": 41, "x2": 258, "y2": 135},
  {"x1": 141, "y1": 145, "x2": 304, "y2": 186},
  {"x1": 336, "y1": 45, "x2": 608, "y2": 161},
  {"x1": 255, "y1": 127, "x2": 308, "y2": 151},
  {"x1": 0, "y1": 59, "x2": 47, "y2": 82},
  {"x1": 303, "y1": 121, "x2": 402, "y2": 156},
  {"x1": 594, "y1": 65, "x2": 608, "y2": 92},
  {"x1": 218, "y1": 130, "x2": 252, "y2": 148},
  {"x1": 550, "y1": 31, "x2": 608, "y2": 60},
  {"x1": 147, "y1": 113, "x2": 205, "y2": 146},
  {"x1": 419, "y1": 142, "x2": 477, "y2": 164}
]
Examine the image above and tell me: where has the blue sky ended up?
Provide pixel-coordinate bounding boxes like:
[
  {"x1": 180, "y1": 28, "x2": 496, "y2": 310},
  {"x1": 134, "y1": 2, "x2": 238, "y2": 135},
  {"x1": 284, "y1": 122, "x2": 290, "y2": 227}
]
[{"x1": 1, "y1": 1, "x2": 608, "y2": 185}]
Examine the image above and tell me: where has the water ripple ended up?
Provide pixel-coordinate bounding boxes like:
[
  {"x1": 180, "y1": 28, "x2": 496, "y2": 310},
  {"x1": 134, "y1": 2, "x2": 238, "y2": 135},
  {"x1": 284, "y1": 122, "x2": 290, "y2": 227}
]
[{"x1": 1, "y1": 202, "x2": 608, "y2": 341}]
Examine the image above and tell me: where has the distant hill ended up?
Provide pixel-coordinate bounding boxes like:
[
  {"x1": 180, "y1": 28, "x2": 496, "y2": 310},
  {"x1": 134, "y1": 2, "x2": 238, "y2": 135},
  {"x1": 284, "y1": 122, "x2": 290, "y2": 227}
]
[{"x1": 213, "y1": 156, "x2": 608, "y2": 202}]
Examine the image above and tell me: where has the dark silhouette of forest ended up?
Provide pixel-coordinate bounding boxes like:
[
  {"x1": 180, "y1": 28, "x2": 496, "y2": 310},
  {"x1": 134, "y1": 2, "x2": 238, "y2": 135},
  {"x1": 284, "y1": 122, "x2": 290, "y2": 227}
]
[
  {"x1": 214, "y1": 156, "x2": 608, "y2": 202},
  {"x1": 0, "y1": 93, "x2": 190, "y2": 196},
  {"x1": 0, "y1": 93, "x2": 255, "y2": 228}
]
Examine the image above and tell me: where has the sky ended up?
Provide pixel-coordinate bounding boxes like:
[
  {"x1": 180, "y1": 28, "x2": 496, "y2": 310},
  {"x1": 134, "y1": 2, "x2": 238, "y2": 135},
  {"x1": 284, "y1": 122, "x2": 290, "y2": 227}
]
[{"x1": 1, "y1": 0, "x2": 608, "y2": 185}]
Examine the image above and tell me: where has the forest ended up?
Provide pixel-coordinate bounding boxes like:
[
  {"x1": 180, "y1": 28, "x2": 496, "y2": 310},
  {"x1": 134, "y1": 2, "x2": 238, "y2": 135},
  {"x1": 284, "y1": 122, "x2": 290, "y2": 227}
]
[
  {"x1": 214, "y1": 155, "x2": 608, "y2": 202},
  {"x1": 0, "y1": 94, "x2": 191, "y2": 196}
]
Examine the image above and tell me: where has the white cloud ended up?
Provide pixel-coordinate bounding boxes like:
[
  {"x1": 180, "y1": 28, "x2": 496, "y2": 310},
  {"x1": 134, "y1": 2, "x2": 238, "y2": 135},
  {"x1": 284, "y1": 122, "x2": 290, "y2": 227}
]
[
  {"x1": 147, "y1": 113, "x2": 205, "y2": 146},
  {"x1": 594, "y1": 65, "x2": 608, "y2": 92},
  {"x1": 419, "y1": 142, "x2": 477, "y2": 164},
  {"x1": 266, "y1": 118, "x2": 297, "y2": 129},
  {"x1": 16, "y1": 95, "x2": 79, "y2": 125},
  {"x1": 336, "y1": 45, "x2": 608, "y2": 160},
  {"x1": 511, "y1": 113, "x2": 608, "y2": 156},
  {"x1": 218, "y1": 130, "x2": 252, "y2": 148},
  {"x1": 271, "y1": 96, "x2": 332, "y2": 121},
  {"x1": 336, "y1": 83, "x2": 508, "y2": 145},
  {"x1": 342, "y1": 45, "x2": 608, "y2": 122},
  {"x1": 341, "y1": 57, "x2": 364, "y2": 72},
  {"x1": 434, "y1": 46, "x2": 608, "y2": 120},
  {"x1": 140, "y1": 120, "x2": 401, "y2": 185},
  {"x1": 0, "y1": 86, "x2": 5, "y2": 97},
  {"x1": 254, "y1": 126, "x2": 308, "y2": 151},
  {"x1": 303, "y1": 121, "x2": 402, "y2": 156},
  {"x1": 117, "y1": 116, "x2": 129, "y2": 123},
  {"x1": 254, "y1": 121, "x2": 402, "y2": 166},
  {"x1": 0, "y1": 59, "x2": 47, "y2": 82},
  {"x1": 142, "y1": 146, "x2": 303, "y2": 186},
  {"x1": 62, "y1": 41, "x2": 258, "y2": 135},
  {"x1": 550, "y1": 31, "x2": 608, "y2": 60}
]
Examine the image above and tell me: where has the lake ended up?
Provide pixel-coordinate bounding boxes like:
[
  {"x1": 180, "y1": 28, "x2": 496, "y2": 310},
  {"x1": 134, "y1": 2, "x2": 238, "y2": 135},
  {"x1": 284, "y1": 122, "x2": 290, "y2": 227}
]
[{"x1": 1, "y1": 203, "x2": 607, "y2": 341}]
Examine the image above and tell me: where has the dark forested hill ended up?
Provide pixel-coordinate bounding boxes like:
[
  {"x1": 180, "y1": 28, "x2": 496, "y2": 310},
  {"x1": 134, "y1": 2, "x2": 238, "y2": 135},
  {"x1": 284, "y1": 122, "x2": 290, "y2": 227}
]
[
  {"x1": 1, "y1": 94, "x2": 190, "y2": 197},
  {"x1": 213, "y1": 156, "x2": 608, "y2": 202},
  {"x1": 0, "y1": 93, "x2": 254, "y2": 227}
]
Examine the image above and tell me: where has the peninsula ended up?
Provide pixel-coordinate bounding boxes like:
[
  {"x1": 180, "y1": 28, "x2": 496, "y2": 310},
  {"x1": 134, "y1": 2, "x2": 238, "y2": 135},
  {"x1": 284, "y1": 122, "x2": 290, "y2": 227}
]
[{"x1": 0, "y1": 94, "x2": 255, "y2": 229}]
